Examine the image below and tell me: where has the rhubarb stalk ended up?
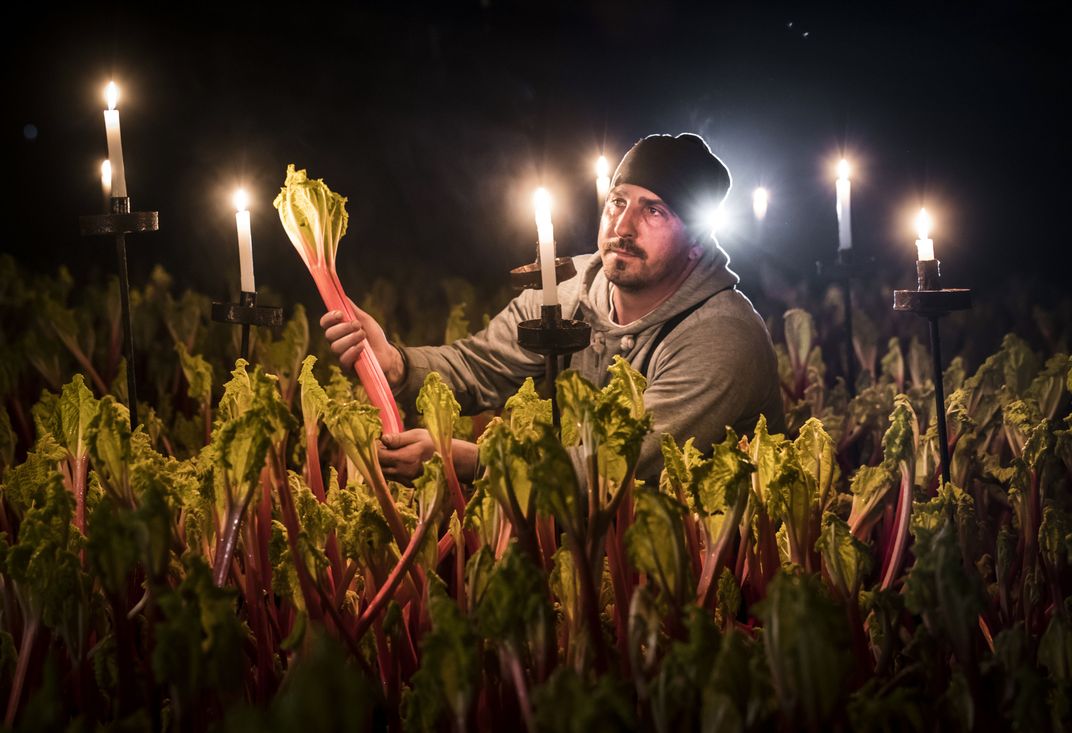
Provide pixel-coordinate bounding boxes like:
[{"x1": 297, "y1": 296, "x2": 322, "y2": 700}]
[{"x1": 274, "y1": 164, "x2": 403, "y2": 434}]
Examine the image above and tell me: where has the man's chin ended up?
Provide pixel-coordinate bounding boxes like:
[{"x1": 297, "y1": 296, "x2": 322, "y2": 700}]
[{"x1": 603, "y1": 261, "x2": 644, "y2": 290}]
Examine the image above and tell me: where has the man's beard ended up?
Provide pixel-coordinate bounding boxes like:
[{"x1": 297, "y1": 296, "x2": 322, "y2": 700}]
[{"x1": 602, "y1": 238, "x2": 649, "y2": 291}]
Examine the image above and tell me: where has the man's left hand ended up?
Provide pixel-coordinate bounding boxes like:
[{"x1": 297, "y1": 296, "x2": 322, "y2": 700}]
[{"x1": 378, "y1": 429, "x2": 436, "y2": 483}]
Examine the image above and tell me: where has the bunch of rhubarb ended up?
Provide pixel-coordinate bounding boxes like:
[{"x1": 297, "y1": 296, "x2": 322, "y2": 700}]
[{"x1": 274, "y1": 164, "x2": 403, "y2": 433}]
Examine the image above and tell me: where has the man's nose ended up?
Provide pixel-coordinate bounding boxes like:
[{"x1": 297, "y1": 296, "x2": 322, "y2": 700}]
[{"x1": 613, "y1": 203, "x2": 638, "y2": 238}]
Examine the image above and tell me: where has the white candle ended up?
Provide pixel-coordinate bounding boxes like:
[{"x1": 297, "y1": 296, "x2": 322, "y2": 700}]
[
  {"x1": 533, "y1": 187, "x2": 558, "y2": 306},
  {"x1": 752, "y1": 187, "x2": 769, "y2": 221},
  {"x1": 103, "y1": 82, "x2": 128, "y2": 198},
  {"x1": 835, "y1": 158, "x2": 852, "y2": 251},
  {"x1": 915, "y1": 208, "x2": 935, "y2": 261},
  {"x1": 100, "y1": 159, "x2": 112, "y2": 201},
  {"x1": 595, "y1": 155, "x2": 610, "y2": 209},
  {"x1": 234, "y1": 189, "x2": 256, "y2": 293}
]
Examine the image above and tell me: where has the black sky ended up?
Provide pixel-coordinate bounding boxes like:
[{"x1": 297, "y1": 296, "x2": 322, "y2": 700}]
[{"x1": 6, "y1": 1, "x2": 1070, "y2": 320}]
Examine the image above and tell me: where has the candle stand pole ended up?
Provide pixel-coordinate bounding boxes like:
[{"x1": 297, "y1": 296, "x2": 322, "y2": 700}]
[
  {"x1": 79, "y1": 196, "x2": 158, "y2": 428},
  {"x1": 816, "y1": 249, "x2": 859, "y2": 396},
  {"x1": 211, "y1": 291, "x2": 284, "y2": 363},
  {"x1": 517, "y1": 305, "x2": 591, "y2": 428},
  {"x1": 893, "y1": 260, "x2": 971, "y2": 488},
  {"x1": 511, "y1": 252, "x2": 589, "y2": 428}
]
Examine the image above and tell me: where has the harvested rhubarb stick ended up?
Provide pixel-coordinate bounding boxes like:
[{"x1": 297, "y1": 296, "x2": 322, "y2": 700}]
[{"x1": 274, "y1": 165, "x2": 403, "y2": 433}]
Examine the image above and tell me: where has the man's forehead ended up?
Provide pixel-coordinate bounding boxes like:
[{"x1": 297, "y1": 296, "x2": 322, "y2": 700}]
[{"x1": 609, "y1": 182, "x2": 667, "y2": 205}]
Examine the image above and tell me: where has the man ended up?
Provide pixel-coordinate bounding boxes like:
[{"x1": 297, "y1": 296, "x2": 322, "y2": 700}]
[{"x1": 321, "y1": 133, "x2": 786, "y2": 484}]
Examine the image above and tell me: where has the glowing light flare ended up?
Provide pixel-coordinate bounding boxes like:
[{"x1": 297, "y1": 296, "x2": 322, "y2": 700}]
[
  {"x1": 837, "y1": 158, "x2": 850, "y2": 181},
  {"x1": 915, "y1": 208, "x2": 932, "y2": 241},
  {"x1": 533, "y1": 187, "x2": 558, "y2": 306},
  {"x1": 105, "y1": 81, "x2": 119, "y2": 110},
  {"x1": 233, "y1": 188, "x2": 256, "y2": 292},
  {"x1": 915, "y1": 207, "x2": 935, "y2": 261},
  {"x1": 595, "y1": 155, "x2": 611, "y2": 207},
  {"x1": 701, "y1": 205, "x2": 729, "y2": 239},
  {"x1": 99, "y1": 159, "x2": 112, "y2": 208},
  {"x1": 233, "y1": 187, "x2": 250, "y2": 212},
  {"x1": 752, "y1": 187, "x2": 769, "y2": 221}
]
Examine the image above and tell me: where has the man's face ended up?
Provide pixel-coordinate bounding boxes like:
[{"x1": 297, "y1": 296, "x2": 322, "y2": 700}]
[{"x1": 597, "y1": 183, "x2": 695, "y2": 292}]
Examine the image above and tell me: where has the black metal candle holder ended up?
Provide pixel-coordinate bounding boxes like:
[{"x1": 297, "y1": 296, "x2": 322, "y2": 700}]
[
  {"x1": 510, "y1": 256, "x2": 578, "y2": 291},
  {"x1": 893, "y1": 259, "x2": 972, "y2": 487},
  {"x1": 815, "y1": 248, "x2": 861, "y2": 396},
  {"x1": 210, "y1": 291, "x2": 284, "y2": 362},
  {"x1": 79, "y1": 196, "x2": 158, "y2": 428},
  {"x1": 517, "y1": 305, "x2": 591, "y2": 428}
]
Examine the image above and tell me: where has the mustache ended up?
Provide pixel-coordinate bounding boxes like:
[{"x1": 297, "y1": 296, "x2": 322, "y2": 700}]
[{"x1": 605, "y1": 238, "x2": 645, "y2": 259}]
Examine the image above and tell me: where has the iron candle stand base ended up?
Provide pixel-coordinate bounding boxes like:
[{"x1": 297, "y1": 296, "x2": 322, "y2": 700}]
[
  {"x1": 211, "y1": 292, "x2": 284, "y2": 362},
  {"x1": 78, "y1": 196, "x2": 159, "y2": 429},
  {"x1": 517, "y1": 305, "x2": 591, "y2": 428},
  {"x1": 893, "y1": 259, "x2": 972, "y2": 488}
]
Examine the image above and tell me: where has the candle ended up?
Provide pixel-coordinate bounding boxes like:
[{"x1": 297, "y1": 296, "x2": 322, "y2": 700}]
[
  {"x1": 752, "y1": 187, "x2": 769, "y2": 221},
  {"x1": 595, "y1": 155, "x2": 610, "y2": 209},
  {"x1": 533, "y1": 187, "x2": 558, "y2": 306},
  {"x1": 234, "y1": 188, "x2": 256, "y2": 293},
  {"x1": 103, "y1": 82, "x2": 128, "y2": 198},
  {"x1": 915, "y1": 208, "x2": 934, "y2": 261},
  {"x1": 100, "y1": 160, "x2": 112, "y2": 206},
  {"x1": 835, "y1": 158, "x2": 852, "y2": 251}
]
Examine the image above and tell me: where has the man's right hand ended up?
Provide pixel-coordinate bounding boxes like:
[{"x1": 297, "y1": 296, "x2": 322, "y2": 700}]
[{"x1": 320, "y1": 306, "x2": 406, "y2": 386}]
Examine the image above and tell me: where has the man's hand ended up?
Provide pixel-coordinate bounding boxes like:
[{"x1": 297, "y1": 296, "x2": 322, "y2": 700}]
[
  {"x1": 320, "y1": 305, "x2": 405, "y2": 386},
  {"x1": 379, "y1": 431, "x2": 481, "y2": 486},
  {"x1": 378, "y1": 429, "x2": 436, "y2": 483}
]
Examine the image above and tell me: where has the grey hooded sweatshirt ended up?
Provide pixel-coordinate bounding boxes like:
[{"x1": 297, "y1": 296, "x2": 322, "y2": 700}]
[{"x1": 395, "y1": 243, "x2": 786, "y2": 481}]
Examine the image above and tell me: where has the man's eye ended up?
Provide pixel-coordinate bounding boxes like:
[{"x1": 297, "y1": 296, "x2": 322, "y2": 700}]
[
  {"x1": 608, "y1": 197, "x2": 626, "y2": 208},
  {"x1": 647, "y1": 206, "x2": 663, "y2": 217}
]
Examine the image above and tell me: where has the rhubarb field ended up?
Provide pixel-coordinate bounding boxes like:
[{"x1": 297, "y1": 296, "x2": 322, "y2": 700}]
[{"x1": 1, "y1": 257, "x2": 1071, "y2": 732}]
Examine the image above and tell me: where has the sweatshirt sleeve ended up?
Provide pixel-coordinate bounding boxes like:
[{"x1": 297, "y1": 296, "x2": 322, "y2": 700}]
[{"x1": 394, "y1": 273, "x2": 587, "y2": 416}]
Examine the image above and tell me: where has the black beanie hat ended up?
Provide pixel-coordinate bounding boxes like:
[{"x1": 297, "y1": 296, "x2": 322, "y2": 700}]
[{"x1": 611, "y1": 133, "x2": 731, "y2": 236}]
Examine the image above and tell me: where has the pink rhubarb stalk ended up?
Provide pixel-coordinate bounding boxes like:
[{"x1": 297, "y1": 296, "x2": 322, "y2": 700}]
[
  {"x1": 880, "y1": 461, "x2": 914, "y2": 590},
  {"x1": 275, "y1": 164, "x2": 403, "y2": 434}
]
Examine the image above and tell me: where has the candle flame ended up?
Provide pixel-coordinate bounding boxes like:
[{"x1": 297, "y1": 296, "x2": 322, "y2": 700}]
[
  {"x1": 752, "y1": 187, "x2": 769, "y2": 220},
  {"x1": 233, "y1": 188, "x2": 250, "y2": 212},
  {"x1": 837, "y1": 158, "x2": 850, "y2": 181},
  {"x1": 533, "y1": 187, "x2": 552, "y2": 218},
  {"x1": 595, "y1": 155, "x2": 610, "y2": 178},
  {"x1": 916, "y1": 207, "x2": 932, "y2": 240},
  {"x1": 101, "y1": 160, "x2": 112, "y2": 186},
  {"x1": 105, "y1": 81, "x2": 119, "y2": 110}
]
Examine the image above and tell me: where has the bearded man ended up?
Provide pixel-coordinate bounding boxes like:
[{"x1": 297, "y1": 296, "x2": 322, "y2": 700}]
[{"x1": 321, "y1": 132, "x2": 786, "y2": 483}]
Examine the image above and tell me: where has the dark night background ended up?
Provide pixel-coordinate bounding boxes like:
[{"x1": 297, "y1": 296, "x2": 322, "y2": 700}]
[{"x1": 5, "y1": 1, "x2": 1070, "y2": 343}]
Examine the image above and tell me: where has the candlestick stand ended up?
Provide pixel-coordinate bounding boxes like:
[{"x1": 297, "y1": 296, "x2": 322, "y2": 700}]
[
  {"x1": 511, "y1": 245, "x2": 588, "y2": 426},
  {"x1": 517, "y1": 305, "x2": 591, "y2": 428},
  {"x1": 79, "y1": 196, "x2": 158, "y2": 428},
  {"x1": 211, "y1": 291, "x2": 284, "y2": 362},
  {"x1": 815, "y1": 248, "x2": 860, "y2": 395},
  {"x1": 893, "y1": 260, "x2": 971, "y2": 487}
]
